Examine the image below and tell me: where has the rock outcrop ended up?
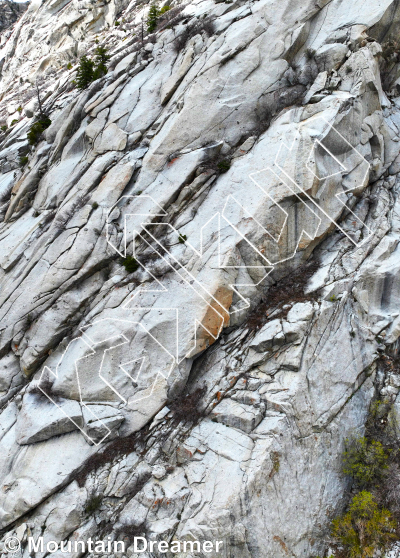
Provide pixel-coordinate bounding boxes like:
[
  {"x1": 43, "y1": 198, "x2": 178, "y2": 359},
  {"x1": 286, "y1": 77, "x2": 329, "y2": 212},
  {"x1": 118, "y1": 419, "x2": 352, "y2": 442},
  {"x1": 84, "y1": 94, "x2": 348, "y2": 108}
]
[
  {"x1": 0, "y1": 0, "x2": 400, "y2": 554},
  {"x1": 0, "y1": 1, "x2": 28, "y2": 35}
]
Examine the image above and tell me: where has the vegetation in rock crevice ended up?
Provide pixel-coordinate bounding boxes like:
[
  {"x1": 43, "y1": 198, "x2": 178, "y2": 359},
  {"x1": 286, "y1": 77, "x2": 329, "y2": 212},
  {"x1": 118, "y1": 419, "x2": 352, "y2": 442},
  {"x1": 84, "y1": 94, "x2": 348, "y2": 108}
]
[
  {"x1": 146, "y1": 3, "x2": 170, "y2": 33},
  {"x1": 121, "y1": 255, "x2": 139, "y2": 273},
  {"x1": 342, "y1": 436, "x2": 389, "y2": 487},
  {"x1": 331, "y1": 491, "x2": 396, "y2": 558},
  {"x1": 27, "y1": 115, "x2": 51, "y2": 145},
  {"x1": 85, "y1": 494, "x2": 103, "y2": 515},
  {"x1": 173, "y1": 17, "x2": 215, "y2": 53},
  {"x1": 325, "y1": 355, "x2": 400, "y2": 558},
  {"x1": 74, "y1": 46, "x2": 110, "y2": 90},
  {"x1": 379, "y1": 38, "x2": 400, "y2": 94}
]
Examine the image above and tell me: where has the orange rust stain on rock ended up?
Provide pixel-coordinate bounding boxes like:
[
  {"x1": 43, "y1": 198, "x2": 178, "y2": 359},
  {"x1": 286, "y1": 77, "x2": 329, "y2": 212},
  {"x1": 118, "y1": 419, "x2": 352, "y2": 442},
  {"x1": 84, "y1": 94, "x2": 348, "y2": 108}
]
[
  {"x1": 273, "y1": 536, "x2": 290, "y2": 555},
  {"x1": 195, "y1": 286, "x2": 233, "y2": 353}
]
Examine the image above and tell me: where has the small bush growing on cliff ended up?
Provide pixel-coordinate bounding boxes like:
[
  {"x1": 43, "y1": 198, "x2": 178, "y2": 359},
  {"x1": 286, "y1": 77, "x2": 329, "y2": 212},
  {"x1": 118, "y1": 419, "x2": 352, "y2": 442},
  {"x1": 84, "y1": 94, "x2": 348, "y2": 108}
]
[
  {"x1": 343, "y1": 436, "x2": 389, "y2": 486},
  {"x1": 93, "y1": 46, "x2": 110, "y2": 80},
  {"x1": 382, "y1": 462, "x2": 400, "y2": 514},
  {"x1": 146, "y1": 4, "x2": 170, "y2": 32},
  {"x1": 75, "y1": 55, "x2": 95, "y2": 89},
  {"x1": 331, "y1": 491, "x2": 396, "y2": 558},
  {"x1": 75, "y1": 47, "x2": 110, "y2": 90},
  {"x1": 147, "y1": 4, "x2": 160, "y2": 32},
  {"x1": 217, "y1": 160, "x2": 231, "y2": 173},
  {"x1": 121, "y1": 255, "x2": 139, "y2": 273},
  {"x1": 85, "y1": 494, "x2": 103, "y2": 514},
  {"x1": 305, "y1": 47, "x2": 315, "y2": 60},
  {"x1": 27, "y1": 116, "x2": 51, "y2": 145},
  {"x1": 19, "y1": 155, "x2": 29, "y2": 168}
]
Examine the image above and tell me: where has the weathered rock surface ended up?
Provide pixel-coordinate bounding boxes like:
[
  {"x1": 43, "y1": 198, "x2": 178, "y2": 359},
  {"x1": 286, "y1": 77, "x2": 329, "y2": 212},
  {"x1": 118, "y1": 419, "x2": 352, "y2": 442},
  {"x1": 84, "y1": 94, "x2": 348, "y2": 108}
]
[
  {"x1": 0, "y1": 1, "x2": 28, "y2": 34},
  {"x1": 0, "y1": 0, "x2": 400, "y2": 554}
]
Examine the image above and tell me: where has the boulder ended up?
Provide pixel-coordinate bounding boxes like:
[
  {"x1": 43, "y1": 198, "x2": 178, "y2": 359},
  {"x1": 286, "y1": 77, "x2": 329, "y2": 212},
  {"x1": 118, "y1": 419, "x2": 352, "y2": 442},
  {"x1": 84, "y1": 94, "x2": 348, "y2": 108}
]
[
  {"x1": 210, "y1": 399, "x2": 263, "y2": 433},
  {"x1": 250, "y1": 319, "x2": 283, "y2": 352},
  {"x1": 15, "y1": 393, "x2": 83, "y2": 445},
  {"x1": 315, "y1": 43, "x2": 348, "y2": 72}
]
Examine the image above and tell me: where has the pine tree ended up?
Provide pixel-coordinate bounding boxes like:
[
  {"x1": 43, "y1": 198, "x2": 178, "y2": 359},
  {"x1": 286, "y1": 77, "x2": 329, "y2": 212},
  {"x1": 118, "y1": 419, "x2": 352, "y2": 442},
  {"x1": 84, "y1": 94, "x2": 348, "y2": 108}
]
[
  {"x1": 75, "y1": 56, "x2": 95, "y2": 90},
  {"x1": 147, "y1": 4, "x2": 160, "y2": 33},
  {"x1": 93, "y1": 46, "x2": 110, "y2": 80}
]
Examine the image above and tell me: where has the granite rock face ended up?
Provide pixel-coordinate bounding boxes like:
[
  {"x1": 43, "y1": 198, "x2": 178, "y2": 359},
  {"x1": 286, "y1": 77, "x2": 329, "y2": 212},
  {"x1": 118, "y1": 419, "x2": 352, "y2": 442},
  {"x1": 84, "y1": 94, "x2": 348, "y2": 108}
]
[
  {"x1": 0, "y1": 0, "x2": 400, "y2": 554},
  {"x1": 0, "y1": 1, "x2": 28, "y2": 35}
]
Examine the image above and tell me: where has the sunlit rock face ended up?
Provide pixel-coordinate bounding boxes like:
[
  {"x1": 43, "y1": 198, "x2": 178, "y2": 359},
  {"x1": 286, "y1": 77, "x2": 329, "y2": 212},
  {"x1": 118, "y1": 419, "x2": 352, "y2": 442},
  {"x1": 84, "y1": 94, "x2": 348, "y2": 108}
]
[{"x1": 1, "y1": 0, "x2": 400, "y2": 554}]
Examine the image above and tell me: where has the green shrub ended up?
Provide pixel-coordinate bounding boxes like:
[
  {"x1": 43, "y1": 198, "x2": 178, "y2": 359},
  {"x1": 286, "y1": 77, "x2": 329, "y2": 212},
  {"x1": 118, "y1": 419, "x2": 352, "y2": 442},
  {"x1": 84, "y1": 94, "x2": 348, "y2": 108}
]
[
  {"x1": 115, "y1": 20, "x2": 120, "y2": 26},
  {"x1": 93, "y1": 46, "x2": 110, "y2": 80},
  {"x1": 331, "y1": 491, "x2": 396, "y2": 558},
  {"x1": 75, "y1": 47, "x2": 110, "y2": 89},
  {"x1": 178, "y1": 234, "x2": 187, "y2": 244},
  {"x1": 305, "y1": 47, "x2": 315, "y2": 60},
  {"x1": 0, "y1": 125, "x2": 7, "y2": 132},
  {"x1": 343, "y1": 436, "x2": 389, "y2": 486},
  {"x1": 122, "y1": 255, "x2": 139, "y2": 273},
  {"x1": 17, "y1": 106, "x2": 22, "y2": 113},
  {"x1": 67, "y1": 62, "x2": 72, "y2": 70},
  {"x1": 217, "y1": 160, "x2": 231, "y2": 173},
  {"x1": 10, "y1": 119, "x2": 19, "y2": 126},
  {"x1": 19, "y1": 155, "x2": 29, "y2": 167},
  {"x1": 369, "y1": 399, "x2": 387, "y2": 420},
  {"x1": 147, "y1": 3, "x2": 160, "y2": 32},
  {"x1": 160, "y1": 5, "x2": 170, "y2": 13},
  {"x1": 27, "y1": 116, "x2": 51, "y2": 145},
  {"x1": 85, "y1": 494, "x2": 103, "y2": 514},
  {"x1": 92, "y1": 202, "x2": 99, "y2": 210},
  {"x1": 75, "y1": 55, "x2": 95, "y2": 89}
]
